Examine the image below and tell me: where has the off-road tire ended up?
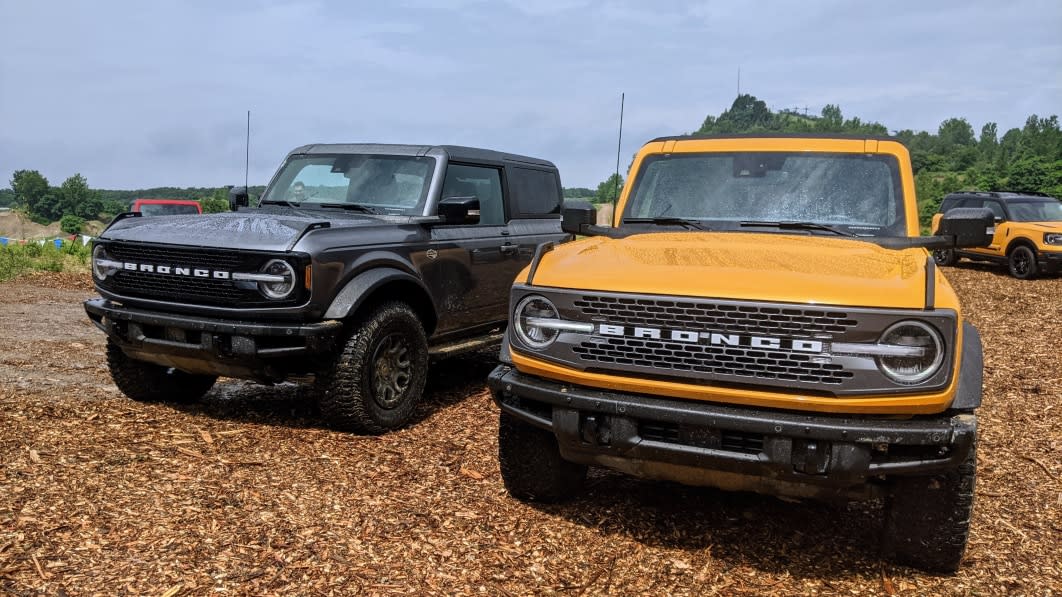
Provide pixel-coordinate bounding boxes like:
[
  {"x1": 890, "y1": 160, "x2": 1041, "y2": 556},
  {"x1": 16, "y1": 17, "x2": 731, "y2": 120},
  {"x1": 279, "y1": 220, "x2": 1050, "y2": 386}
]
[
  {"x1": 498, "y1": 411, "x2": 587, "y2": 502},
  {"x1": 883, "y1": 439, "x2": 976, "y2": 573},
  {"x1": 315, "y1": 302, "x2": 428, "y2": 434},
  {"x1": 1008, "y1": 245, "x2": 1039, "y2": 279},
  {"x1": 106, "y1": 340, "x2": 216, "y2": 403},
  {"x1": 933, "y1": 248, "x2": 958, "y2": 267}
]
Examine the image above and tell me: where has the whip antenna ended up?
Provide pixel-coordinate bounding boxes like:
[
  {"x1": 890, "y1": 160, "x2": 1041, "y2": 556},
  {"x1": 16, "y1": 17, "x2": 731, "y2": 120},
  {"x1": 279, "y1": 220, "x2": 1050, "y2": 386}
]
[{"x1": 613, "y1": 92, "x2": 624, "y2": 208}]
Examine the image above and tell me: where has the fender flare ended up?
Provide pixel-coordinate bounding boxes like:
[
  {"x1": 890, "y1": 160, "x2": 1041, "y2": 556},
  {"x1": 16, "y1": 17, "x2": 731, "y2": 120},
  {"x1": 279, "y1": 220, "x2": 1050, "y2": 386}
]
[
  {"x1": 950, "y1": 322, "x2": 983, "y2": 411},
  {"x1": 323, "y1": 267, "x2": 435, "y2": 322}
]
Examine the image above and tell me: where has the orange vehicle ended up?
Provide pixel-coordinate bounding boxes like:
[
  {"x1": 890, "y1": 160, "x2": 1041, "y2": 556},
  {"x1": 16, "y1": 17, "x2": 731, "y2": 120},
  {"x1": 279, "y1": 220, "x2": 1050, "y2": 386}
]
[
  {"x1": 131, "y1": 198, "x2": 203, "y2": 216},
  {"x1": 488, "y1": 134, "x2": 994, "y2": 572},
  {"x1": 931, "y1": 191, "x2": 1062, "y2": 279}
]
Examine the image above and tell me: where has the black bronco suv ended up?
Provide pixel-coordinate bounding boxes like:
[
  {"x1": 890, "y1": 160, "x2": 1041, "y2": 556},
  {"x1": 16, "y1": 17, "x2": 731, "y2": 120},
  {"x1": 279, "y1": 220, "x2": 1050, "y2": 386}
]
[{"x1": 85, "y1": 143, "x2": 569, "y2": 432}]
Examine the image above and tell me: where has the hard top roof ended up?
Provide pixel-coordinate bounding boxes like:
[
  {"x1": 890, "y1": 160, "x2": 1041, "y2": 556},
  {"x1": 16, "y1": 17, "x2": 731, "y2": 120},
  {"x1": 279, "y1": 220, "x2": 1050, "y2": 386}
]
[
  {"x1": 648, "y1": 133, "x2": 901, "y2": 143},
  {"x1": 287, "y1": 143, "x2": 556, "y2": 168},
  {"x1": 943, "y1": 190, "x2": 1058, "y2": 202}
]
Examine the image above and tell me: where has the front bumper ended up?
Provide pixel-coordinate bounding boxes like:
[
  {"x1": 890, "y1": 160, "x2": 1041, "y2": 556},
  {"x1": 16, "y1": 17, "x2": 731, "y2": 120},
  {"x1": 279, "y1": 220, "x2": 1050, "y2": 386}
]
[
  {"x1": 489, "y1": 366, "x2": 976, "y2": 496},
  {"x1": 85, "y1": 298, "x2": 342, "y2": 380},
  {"x1": 1041, "y1": 249, "x2": 1062, "y2": 272}
]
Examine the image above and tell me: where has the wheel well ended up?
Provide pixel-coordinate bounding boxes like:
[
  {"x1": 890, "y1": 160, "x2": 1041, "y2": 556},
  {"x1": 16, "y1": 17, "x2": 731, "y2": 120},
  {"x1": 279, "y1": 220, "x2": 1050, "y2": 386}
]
[
  {"x1": 350, "y1": 279, "x2": 437, "y2": 335},
  {"x1": 1005, "y1": 238, "x2": 1037, "y2": 257}
]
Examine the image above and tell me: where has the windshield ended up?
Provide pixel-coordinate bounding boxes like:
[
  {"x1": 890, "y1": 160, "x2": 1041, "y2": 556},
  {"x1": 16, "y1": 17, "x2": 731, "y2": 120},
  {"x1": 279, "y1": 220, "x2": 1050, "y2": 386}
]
[
  {"x1": 622, "y1": 152, "x2": 905, "y2": 236},
  {"x1": 1009, "y1": 199, "x2": 1062, "y2": 222},
  {"x1": 261, "y1": 154, "x2": 436, "y2": 215},
  {"x1": 137, "y1": 203, "x2": 200, "y2": 216}
]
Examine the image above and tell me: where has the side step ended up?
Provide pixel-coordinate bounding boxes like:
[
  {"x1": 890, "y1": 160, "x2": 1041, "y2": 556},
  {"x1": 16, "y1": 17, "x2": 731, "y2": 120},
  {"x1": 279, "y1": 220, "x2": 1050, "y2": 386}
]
[{"x1": 429, "y1": 332, "x2": 505, "y2": 357}]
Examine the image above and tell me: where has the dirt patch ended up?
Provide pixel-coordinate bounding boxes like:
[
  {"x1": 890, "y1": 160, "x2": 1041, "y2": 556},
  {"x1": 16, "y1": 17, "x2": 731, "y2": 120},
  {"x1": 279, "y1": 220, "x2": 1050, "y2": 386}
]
[
  {"x1": 0, "y1": 212, "x2": 106, "y2": 241},
  {"x1": 0, "y1": 269, "x2": 1059, "y2": 595}
]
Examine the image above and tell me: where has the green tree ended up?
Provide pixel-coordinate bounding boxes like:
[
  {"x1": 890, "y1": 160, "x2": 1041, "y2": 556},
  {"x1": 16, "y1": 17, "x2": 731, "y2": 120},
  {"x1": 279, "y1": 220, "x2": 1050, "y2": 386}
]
[
  {"x1": 595, "y1": 173, "x2": 624, "y2": 204},
  {"x1": 57, "y1": 173, "x2": 103, "y2": 220},
  {"x1": 60, "y1": 214, "x2": 85, "y2": 234},
  {"x1": 10, "y1": 170, "x2": 49, "y2": 213}
]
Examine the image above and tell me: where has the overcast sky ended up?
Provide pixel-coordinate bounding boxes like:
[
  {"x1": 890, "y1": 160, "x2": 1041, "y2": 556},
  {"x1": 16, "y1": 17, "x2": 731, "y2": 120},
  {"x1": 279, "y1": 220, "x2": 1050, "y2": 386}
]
[{"x1": 1, "y1": 0, "x2": 1059, "y2": 190}]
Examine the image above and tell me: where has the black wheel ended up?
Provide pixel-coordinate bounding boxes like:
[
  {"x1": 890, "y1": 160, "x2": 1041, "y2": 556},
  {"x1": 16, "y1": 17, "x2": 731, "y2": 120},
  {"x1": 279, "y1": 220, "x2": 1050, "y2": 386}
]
[
  {"x1": 1008, "y1": 245, "x2": 1038, "y2": 279},
  {"x1": 106, "y1": 340, "x2": 216, "y2": 403},
  {"x1": 498, "y1": 411, "x2": 587, "y2": 502},
  {"x1": 883, "y1": 439, "x2": 976, "y2": 573},
  {"x1": 933, "y1": 248, "x2": 958, "y2": 266},
  {"x1": 315, "y1": 302, "x2": 428, "y2": 434}
]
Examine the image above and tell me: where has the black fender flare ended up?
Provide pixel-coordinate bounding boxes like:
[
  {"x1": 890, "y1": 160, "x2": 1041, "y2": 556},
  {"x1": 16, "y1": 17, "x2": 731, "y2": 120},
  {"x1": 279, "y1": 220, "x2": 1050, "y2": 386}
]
[
  {"x1": 323, "y1": 267, "x2": 436, "y2": 325},
  {"x1": 951, "y1": 322, "x2": 984, "y2": 411}
]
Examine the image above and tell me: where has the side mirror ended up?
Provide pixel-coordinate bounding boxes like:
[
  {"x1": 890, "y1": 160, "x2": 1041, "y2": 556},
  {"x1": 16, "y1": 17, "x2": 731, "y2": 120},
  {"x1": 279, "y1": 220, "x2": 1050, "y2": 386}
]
[
  {"x1": 562, "y1": 201, "x2": 597, "y2": 235},
  {"x1": 937, "y1": 207, "x2": 995, "y2": 248},
  {"x1": 437, "y1": 196, "x2": 479, "y2": 224},
  {"x1": 229, "y1": 186, "x2": 249, "y2": 211}
]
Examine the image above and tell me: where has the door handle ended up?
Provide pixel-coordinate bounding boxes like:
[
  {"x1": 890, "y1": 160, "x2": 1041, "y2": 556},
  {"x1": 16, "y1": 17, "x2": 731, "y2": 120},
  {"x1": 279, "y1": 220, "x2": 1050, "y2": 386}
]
[{"x1": 499, "y1": 243, "x2": 519, "y2": 256}]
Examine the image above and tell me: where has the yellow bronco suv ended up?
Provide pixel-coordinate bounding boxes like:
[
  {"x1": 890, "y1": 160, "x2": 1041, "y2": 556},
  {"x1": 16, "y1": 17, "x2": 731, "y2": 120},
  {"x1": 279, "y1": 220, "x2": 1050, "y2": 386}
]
[
  {"x1": 488, "y1": 135, "x2": 996, "y2": 572},
  {"x1": 931, "y1": 191, "x2": 1062, "y2": 279}
]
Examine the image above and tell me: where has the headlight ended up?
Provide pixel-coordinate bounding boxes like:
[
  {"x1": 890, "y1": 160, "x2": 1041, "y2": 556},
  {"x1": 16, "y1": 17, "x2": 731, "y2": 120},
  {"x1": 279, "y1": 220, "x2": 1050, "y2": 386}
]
[
  {"x1": 875, "y1": 320, "x2": 944, "y2": 384},
  {"x1": 1044, "y1": 233, "x2": 1062, "y2": 245},
  {"x1": 91, "y1": 244, "x2": 120, "y2": 280},
  {"x1": 257, "y1": 259, "x2": 296, "y2": 299}
]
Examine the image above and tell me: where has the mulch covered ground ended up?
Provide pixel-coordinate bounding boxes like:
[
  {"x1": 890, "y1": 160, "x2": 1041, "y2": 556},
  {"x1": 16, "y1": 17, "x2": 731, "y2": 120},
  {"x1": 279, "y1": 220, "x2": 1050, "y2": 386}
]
[{"x1": 1, "y1": 266, "x2": 1059, "y2": 595}]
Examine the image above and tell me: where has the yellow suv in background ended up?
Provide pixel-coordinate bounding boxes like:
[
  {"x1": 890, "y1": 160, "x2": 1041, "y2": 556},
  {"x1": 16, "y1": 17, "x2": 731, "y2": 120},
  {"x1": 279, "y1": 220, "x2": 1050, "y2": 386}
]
[{"x1": 932, "y1": 191, "x2": 1062, "y2": 279}]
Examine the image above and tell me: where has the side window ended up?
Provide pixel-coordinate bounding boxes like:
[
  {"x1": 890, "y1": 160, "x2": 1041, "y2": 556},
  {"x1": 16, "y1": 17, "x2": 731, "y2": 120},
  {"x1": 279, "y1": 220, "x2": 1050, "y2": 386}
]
[
  {"x1": 441, "y1": 164, "x2": 505, "y2": 225},
  {"x1": 510, "y1": 167, "x2": 561, "y2": 217},
  {"x1": 982, "y1": 200, "x2": 1006, "y2": 220}
]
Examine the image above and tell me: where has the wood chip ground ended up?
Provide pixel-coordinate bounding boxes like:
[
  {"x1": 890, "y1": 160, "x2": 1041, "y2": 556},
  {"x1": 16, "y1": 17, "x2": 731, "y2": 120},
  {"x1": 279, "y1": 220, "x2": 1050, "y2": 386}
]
[{"x1": 1, "y1": 267, "x2": 1060, "y2": 595}]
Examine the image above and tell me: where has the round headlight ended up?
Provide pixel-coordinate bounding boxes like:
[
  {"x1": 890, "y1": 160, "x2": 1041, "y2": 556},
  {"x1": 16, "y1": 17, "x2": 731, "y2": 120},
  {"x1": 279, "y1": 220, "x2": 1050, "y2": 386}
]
[
  {"x1": 259, "y1": 259, "x2": 296, "y2": 299},
  {"x1": 877, "y1": 320, "x2": 944, "y2": 384},
  {"x1": 513, "y1": 294, "x2": 561, "y2": 350},
  {"x1": 91, "y1": 244, "x2": 117, "y2": 280}
]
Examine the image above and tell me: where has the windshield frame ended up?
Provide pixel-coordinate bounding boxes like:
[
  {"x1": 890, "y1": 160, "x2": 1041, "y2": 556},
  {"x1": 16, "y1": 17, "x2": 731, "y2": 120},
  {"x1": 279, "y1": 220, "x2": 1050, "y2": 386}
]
[
  {"x1": 619, "y1": 151, "x2": 907, "y2": 237},
  {"x1": 260, "y1": 153, "x2": 438, "y2": 215}
]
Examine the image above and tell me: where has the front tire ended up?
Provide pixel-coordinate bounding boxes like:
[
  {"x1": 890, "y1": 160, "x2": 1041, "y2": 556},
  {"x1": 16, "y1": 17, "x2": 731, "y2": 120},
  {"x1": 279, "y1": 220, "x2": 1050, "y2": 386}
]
[
  {"x1": 933, "y1": 248, "x2": 958, "y2": 266},
  {"x1": 498, "y1": 412, "x2": 587, "y2": 502},
  {"x1": 882, "y1": 439, "x2": 976, "y2": 573},
  {"x1": 106, "y1": 340, "x2": 216, "y2": 403},
  {"x1": 315, "y1": 302, "x2": 428, "y2": 434},
  {"x1": 1008, "y1": 245, "x2": 1039, "y2": 279}
]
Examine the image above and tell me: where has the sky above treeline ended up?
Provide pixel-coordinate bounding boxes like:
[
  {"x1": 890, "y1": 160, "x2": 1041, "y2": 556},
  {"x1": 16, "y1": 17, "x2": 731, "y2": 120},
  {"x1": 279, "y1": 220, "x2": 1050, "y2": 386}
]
[{"x1": 1, "y1": 0, "x2": 1059, "y2": 190}]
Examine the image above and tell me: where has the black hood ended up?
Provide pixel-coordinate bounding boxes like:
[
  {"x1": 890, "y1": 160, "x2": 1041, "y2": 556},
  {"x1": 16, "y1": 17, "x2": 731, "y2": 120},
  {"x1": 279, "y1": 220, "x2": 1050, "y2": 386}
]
[{"x1": 100, "y1": 209, "x2": 388, "y2": 252}]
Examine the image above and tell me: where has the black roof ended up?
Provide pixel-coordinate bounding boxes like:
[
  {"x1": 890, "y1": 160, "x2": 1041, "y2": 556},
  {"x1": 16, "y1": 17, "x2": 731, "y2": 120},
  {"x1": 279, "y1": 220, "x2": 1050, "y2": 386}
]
[
  {"x1": 648, "y1": 133, "x2": 901, "y2": 143},
  {"x1": 942, "y1": 190, "x2": 1059, "y2": 203},
  {"x1": 289, "y1": 143, "x2": 555, "y2": 168}
]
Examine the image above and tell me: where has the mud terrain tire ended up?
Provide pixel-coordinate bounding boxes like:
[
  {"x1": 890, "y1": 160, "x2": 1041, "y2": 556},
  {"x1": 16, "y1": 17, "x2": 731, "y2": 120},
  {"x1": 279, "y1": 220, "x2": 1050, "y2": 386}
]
[
  {"x1": 933, "y1": 248, "x2": 958, "y2": 266},
  {"x1": 315, "y1": 302, "x2": 428, "y2": 434},
  {"x1": 498, "y1": 411, "x2": 587, "y2": 502},
  {"x1": 883, "y1": 439, "x2": 976, "y2": 573},
  {"x1": 106, "y1": 340, "x2": 217, "y2": 403}
]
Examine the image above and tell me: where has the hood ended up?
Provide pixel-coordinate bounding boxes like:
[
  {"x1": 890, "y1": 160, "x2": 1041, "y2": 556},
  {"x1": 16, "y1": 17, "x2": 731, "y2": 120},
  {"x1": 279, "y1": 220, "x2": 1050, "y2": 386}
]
[
  {"x1": 1018, "y1": 221, "x2": 1062, "y2": 231},
  {"x1": 100, "y1": 210, "x2": 383, "y2": 252},
  {"x1": 527, "y1": 232, "x2": 932, "y2": 309}
]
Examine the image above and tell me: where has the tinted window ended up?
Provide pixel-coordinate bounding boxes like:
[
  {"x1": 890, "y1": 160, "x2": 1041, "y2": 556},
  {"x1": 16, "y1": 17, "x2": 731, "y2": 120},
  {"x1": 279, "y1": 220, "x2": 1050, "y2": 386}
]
[
  {"x1": 441, "y1": 164, "x2": 505, "y2": 225},
  {"x1": 1008, "y1": 199, "x2": 1062, "y2": 222},
  {"x1": 981, "y1": 200, "x2": 1006, "y2": 219},
  {"x1": 510, "y1": 167, "x2": 560, "y2": 216},
  {"x1": 939, "y1": 196, "x2": 964, "y2": 213}
]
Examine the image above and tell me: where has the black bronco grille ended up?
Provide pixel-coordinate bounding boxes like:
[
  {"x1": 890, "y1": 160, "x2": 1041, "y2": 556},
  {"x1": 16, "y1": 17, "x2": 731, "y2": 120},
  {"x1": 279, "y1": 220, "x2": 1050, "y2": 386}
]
[
  {"x1": 573, "y1": 295, "x2": 858, "y2": 337},
  {"x1": 99, "y1": 242, "x2": 301, "y2": 307}
]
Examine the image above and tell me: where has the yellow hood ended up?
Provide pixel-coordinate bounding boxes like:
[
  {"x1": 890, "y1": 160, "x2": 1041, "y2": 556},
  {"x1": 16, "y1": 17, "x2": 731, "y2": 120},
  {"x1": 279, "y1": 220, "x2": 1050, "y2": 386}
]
[{"x1": 525, "y1": 232, "x2": 932, "y2": 309}]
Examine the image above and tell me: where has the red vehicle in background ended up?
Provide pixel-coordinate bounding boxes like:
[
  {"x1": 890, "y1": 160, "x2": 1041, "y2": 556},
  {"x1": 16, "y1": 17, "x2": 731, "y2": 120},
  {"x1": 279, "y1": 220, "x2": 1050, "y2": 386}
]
[{"x1": 131, "y1": 198, "x2": 203, "y2": 216}]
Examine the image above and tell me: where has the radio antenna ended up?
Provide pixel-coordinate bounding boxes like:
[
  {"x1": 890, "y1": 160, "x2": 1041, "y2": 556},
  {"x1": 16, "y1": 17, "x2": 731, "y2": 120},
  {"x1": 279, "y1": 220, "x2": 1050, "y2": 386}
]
[
  {"x1": 244, "y1": 110, "x2": 251, "y2": 190},
  {"x1": 613, "y1": 92, "x2": 624, "y2": 208}
]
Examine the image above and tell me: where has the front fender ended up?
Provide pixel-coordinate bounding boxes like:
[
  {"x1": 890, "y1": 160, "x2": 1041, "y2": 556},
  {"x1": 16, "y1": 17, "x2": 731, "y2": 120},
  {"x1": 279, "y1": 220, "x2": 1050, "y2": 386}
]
[
  {"x1": 950, "y1": 322, "x2": 983, "y2": 411},
  {"x1": 323, "y1": 267, "x2": 434, "y2": 320}
]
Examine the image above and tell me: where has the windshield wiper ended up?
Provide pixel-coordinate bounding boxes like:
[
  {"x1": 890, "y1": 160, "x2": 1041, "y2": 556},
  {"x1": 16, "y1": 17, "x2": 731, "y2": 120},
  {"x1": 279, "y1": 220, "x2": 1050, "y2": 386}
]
[
  {"x1": 739, "y1": 220, "x2": 856, "y2": 237},
  {"x1": 316, "y1": 203, "x2": 381, "y2": 214},
  {"x1": 260, "y1": 200, "x2": 301, "y2": 208},
  {"x1": 623, "y1": 217, "x2": 711, "y2": 231}
]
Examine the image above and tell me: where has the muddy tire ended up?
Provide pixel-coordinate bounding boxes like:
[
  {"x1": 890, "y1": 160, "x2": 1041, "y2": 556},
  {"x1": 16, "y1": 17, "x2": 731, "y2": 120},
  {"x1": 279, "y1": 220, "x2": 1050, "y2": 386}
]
[
  {"x1": 933, "y1": 248, "x2": 958, "y2": 267},
  {"x1": 315, "y1": 302, "x2": 428, "y2": 434},
  {"x1": 106, "y1": 340, "x2": 216, "y2": 403},
  {"x1": 1008, "y1": 245, "x2": 1038, "y2": 279},
  {"x1": 498, "y1": 411, "x2": 587, "y2": 502},
  {"x1": 883, "y1": 440, "x2": 976, "y2": 573}
]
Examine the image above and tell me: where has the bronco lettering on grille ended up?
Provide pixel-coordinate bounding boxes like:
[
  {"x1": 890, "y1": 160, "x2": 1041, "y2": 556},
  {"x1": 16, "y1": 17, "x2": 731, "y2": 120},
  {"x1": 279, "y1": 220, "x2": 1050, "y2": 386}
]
[
  {"x1": 597, "y1": 324, "x2": 824, "y2": 353},
  {"x1": 120, "y1": 261, "x2": 231, "y2": 280}
]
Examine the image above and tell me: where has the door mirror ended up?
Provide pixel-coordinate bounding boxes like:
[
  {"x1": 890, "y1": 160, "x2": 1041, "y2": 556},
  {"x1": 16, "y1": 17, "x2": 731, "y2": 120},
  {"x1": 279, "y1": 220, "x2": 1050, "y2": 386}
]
[
  {"x1": 438, "y1": 196, "x2": 479, "y2": 224},
  {"x1": 937, "y1": 207, "x2": 995, "y2": 248},
  {"x1": 562, "y1": 201, "x2": 597, "y2": 235},
  {"x1": 229, "y1": 186, "x2": 249, "y2": 211}
]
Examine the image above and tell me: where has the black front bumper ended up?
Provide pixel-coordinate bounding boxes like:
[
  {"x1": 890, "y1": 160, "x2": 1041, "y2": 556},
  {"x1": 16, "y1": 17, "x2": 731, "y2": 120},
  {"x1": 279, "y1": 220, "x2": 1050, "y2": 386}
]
[
  {"x1": 1041, "y1": 250, "x2": 1062, "y2": 272},
  {"x1": 489, "y1": 366, "x2": 976, "y2": 493},
  {"x1": 85, "y1": 298, "x2": 342, "y2": 380}
]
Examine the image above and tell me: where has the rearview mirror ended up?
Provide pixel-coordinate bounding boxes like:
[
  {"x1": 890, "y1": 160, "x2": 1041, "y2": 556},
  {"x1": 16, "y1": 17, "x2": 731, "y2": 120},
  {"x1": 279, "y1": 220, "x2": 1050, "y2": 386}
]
[
  {"x1": 437, "y1": 196, "x2": 479, "y2": 224},
  {"x1": 229, "y1": 186, "x2": 249, "y2": 211},
  {"x1": 562, "y1": 201, "x2": 597, "y2": 235},
  {"x1": 937, "y1": 207, "x2": 995, "y2": 248}
]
